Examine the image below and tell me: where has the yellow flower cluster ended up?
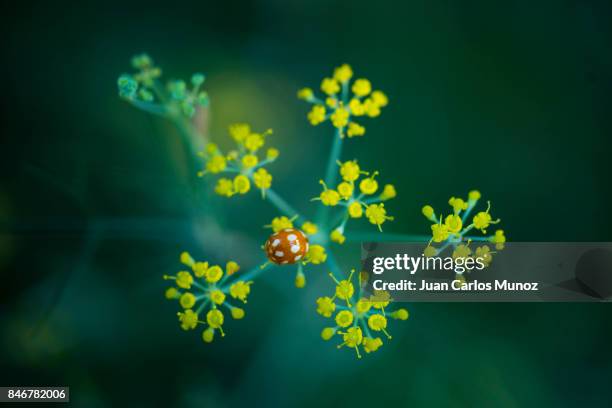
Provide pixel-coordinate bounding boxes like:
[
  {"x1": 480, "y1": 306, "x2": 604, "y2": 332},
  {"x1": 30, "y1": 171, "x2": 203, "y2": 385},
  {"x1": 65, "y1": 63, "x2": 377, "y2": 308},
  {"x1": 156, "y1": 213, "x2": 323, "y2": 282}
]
[
  {"x1": 421, "y1": 191, "x2": 506, "y2": 272},
  {"x1": 316, "y1": 269, "x2": 409, "y2": 358},
  {"x1": 298, "y1": 64, "x2": 389, "y2": 138},
  {"x1": 313, "y1": 160, "x2": 396, "y2": 238},
  {"x1": 163, "y1": 251, "x2": 252, "y2": 343},
  {"x1": 198, "y1": 123, "x2": 278, "y2": 198},
  {"x1": 263, "y1": 215, "x2": 327, "y2": 287}
]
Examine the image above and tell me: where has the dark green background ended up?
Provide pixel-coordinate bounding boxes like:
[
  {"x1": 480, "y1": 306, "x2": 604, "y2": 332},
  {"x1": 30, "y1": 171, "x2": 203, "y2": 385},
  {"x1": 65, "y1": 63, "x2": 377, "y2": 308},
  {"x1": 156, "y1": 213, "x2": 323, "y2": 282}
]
[{"x1": 1, "y1": 0, "x2": 611, "y2": 406}]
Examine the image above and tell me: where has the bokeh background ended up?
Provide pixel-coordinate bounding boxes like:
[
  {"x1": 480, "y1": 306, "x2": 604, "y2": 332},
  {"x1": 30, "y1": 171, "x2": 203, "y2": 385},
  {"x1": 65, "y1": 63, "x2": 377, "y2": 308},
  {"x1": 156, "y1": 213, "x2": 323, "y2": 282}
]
[{"x1": 2, "y1": 0, "x2": 612, "y2": 406}]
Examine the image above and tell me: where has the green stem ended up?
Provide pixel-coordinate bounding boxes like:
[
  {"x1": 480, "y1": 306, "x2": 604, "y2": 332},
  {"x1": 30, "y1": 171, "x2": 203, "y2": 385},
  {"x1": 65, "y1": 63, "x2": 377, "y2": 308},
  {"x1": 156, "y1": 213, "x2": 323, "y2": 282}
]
[
  {"x1": 316, "y1": 128, "x2": 344, "y2": 225},
  {"x1": 265, "y1": 188, "x2": 303, "y2": 221}
]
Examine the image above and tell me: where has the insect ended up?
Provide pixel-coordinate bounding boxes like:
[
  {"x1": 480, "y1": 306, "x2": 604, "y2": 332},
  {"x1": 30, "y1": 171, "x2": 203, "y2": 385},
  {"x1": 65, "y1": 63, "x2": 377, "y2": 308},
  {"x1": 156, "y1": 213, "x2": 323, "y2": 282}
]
[{"x1": 264, "y1": 228, "x2": 309, "y2": 264}]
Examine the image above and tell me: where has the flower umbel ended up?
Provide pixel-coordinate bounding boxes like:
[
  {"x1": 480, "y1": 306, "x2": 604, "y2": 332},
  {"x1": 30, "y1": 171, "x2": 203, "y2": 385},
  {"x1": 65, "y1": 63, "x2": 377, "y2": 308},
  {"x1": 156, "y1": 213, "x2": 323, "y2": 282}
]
[
  {"x1": 298, "y1": 64, "x2": 389, "y2": 138},
  {"x1": 316, "y1": 269, "x2": 409, "y2": 358},
  {"x1": 164, "y1": 252, "x2": 252, "y2": 343}
]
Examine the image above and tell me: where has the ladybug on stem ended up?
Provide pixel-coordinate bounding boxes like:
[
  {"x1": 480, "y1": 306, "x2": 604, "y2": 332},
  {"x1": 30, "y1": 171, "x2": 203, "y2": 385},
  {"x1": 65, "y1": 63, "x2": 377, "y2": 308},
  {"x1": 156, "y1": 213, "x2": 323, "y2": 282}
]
[{"x1": 264, "y1": 228, "x2": 309, "y2": 264}]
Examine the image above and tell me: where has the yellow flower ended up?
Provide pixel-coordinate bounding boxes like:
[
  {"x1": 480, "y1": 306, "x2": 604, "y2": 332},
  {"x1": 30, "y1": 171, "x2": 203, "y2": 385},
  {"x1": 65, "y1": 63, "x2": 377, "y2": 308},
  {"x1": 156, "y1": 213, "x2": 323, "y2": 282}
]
[
  {"x1": 475, "y1": 245, "x2": 493, "y2": 266},
  {"x1": 307, "y1": 244, "x2": 327, "y2": 264},
  {"x1": 178, "y1": 309, "x2": 198, "y2": 330},
  {"x1": 233, "y1": 174, "x2": 251, "y2": 194},
  {"x1": 352, "y1": 78, "x2": 371, "y2": 97},
  {"x1": 301, "y1": 221, "x2": 318, "y2": 235},
  {"x1": 165, "y1": 287, "x2": 180, "y2": 300},
  {"x1": 180, "y1": 292, "x2": 196, "y2": 309},
  {"x1": 334, "y1": 64, "x2": 353, "y2": 83},
  {"x1": 229, "y1": 281, "x2": 252, "y2": 303},
  {"x1": 226, "y1": 261, "x2": 240, "y2": 276},
  {"x1": 316, "y1": 297, "x2": 336, "y2": 317},
  {"x1": 339, "y1": 160, "x2": 361, "y2": 182},
  {"x1": 244, "y1": 133, "x2": 265, "y2": 152},
  {"x1": 422, "y1": 205, "x2": 435, "y2": 220},
  {"x1": 423, "y1": 245, "x2": 437, "y2": 257},
  {"x1": 431, "y1": 222, "x2": 450, "y2": 243},
  {"x1": 359, "y1": 172, "x2": 379, "y2": 195},
  {"x1": 347, "y1": 122, "x2": 365, "y2": 137},
  {"x1": 468, "y1": 190, "x2": 481, "y2": 202},
  {"x1": 295, "y1": 273, "x2": 306, "y2": 288},
  {"x1": 330, "y1": 229, "x2": 346, "y2": 244},
  {"x1": 370, "y1": 90, "x2": 388, "y2": 107},
  {"x1": 206, "y1": 309, "x2": 224, "y2": 330},
  {"x1": 205, "y1": 143, "x2": 218, "y2": 155},
  {"x1": 348, "y1": 201, "x2": 363, "y2": 218},
  {"x1": 380, "y1": 184, "x2": 396, "y2": 200},
  {"x1": 317, "y1": 180, "x2": 340, "y2": 206},
  {"x1": 266, "y1": 216, "x2": 294, "y2": 232},
  {"x1": 321, "y1": 327, "x2": 336, "y2": 340},
  {"x1": 337, "y1": 181, "x2": 353, "y2": 199},
  {"x1": 266, "y1": 148, "x2": 279, "y2": 160},
  {"x1": 215, "y1": 178, "x2": 234, "y2": 197},
  {"x1": 231, "y1": 307, "x2": 245, "y2": 319},
  {"x1": 444, "y1": 214, "x2": 463, "y2": 234},
  {"x1": 209, "y1": 289, "x2": 226, "y2": 305},
  {"x1": 205, "y1": 265, "x2": 223, "y2": 283},
  {"x1": 449, "y1": 197, "x2": 468, "y2": 213},
  {"x1": 297, "y1": 87, "x2": 314, "y2": 101},
  {"x1": 365, "y1": 203, "x2": 393, "y2": 231},
  {"x1": 308, "y1": 105, "x2": 326, "y2": 125},
  {"x1": 331, "y1": 106, "x2": 349, "y2": 128},
  {"x1": 228, "y1": 123, "x2": 251, "y2": 143},
  {"x1": 326, "y1": 97, "x2": 338, "y2": 108},
  {"x1": 176, "y1": 271, "x2": 193, "y2": 289},
  {"x1": 490, "y1": 230, "x2": 506, "y2": 248},
  {"x1": 242, "y1": 154, "x2": 258, "y2": 168},
  {"x1": 391, "y1": 308, "x2": 409, "y2": 320},
  {"x1": 335, "y1": 310, "x2": 354, "y2": 327},
  {"x1": 363, "y1": 337, "x2": 383, "y2": 353},
  {"x1": 180, "y1": 251, "x2": 195, "y2": 267},
  {"x1": 356, "y1": 298, "x2": 372, "y2": 314},
  {"x1": 473, "y1": 202, "x2": 499, "y2": 233},
  {"x1": 368, "y1": 314, "x2": 388, "y2": 332},
  {"x1": 452, "y1": 244, "x2": 471, "y2": 260},
  {"x1": 206, "y1": 155, "x2": 226, "y2": 174},
  {"x1": 339, "y1": 327, "x2": 363, "y2": 358},
  {"x1": 349, "y1": 98, "x2": 365, "y2": 116},
  {"x1": 253, "y1": 168, "x2": 272, "y2": 191},
  {"x1": 321, "y1": 77, "x2": 340, "y2": 95},
  {"x1": 363, "y1": 98, "x2": 381, "y2": 117},
  {"x1": 202, "y1": 328, "x2": 214, "y2": 343},
  {"x1": 334, "y1": 274, "x2": 355, "y2": 303},
  {"x1": 193, "y1": 262, "x2": 208, "y2": 278}
]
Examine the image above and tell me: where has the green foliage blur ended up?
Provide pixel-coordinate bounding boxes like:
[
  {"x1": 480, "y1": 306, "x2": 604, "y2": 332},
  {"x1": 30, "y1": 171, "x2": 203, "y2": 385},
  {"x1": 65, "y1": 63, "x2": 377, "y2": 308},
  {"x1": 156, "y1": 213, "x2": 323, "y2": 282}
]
[{"x1": 1, "y1": 0, "x2": 612, "y2": 406}]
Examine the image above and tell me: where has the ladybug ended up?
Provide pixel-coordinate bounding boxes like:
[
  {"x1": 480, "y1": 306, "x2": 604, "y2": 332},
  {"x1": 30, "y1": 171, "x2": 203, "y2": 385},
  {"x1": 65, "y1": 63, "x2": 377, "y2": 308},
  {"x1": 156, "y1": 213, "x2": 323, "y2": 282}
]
[{"x1": 264, "y1": 228, "x2": 309, "y2": 264}]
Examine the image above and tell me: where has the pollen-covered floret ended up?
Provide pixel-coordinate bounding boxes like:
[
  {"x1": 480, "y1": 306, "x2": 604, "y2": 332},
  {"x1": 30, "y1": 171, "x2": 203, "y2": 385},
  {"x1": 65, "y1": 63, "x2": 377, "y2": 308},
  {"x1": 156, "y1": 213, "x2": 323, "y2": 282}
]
[
  {"x1": 197, "y1": 124, "x2": 277, "y2": 198},
  {"x1": 421, "y1": 191, "x2": 506, "y2": 272},
  {"x1": 298, "y1": 64, "x2": 389, "y2": 137},
  {"x1": 164, "y1": 252, "x2": 253, "y2": 343},
  {"x1": 317, "y1": 269, "x2": 409, "y2": 358}
]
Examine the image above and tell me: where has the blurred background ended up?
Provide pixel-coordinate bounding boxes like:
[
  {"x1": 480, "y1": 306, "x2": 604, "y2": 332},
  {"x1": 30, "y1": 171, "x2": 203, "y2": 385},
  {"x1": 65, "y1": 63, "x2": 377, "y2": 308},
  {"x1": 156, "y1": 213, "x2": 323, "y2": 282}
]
[{"x1": 1, "y1": 0, "x2": 612, "y2": 406}]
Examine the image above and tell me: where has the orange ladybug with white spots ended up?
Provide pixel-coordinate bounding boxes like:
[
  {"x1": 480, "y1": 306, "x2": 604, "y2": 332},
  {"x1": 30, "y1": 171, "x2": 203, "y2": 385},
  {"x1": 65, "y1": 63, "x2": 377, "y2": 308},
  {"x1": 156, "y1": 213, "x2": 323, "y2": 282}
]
[{"x1": 264, "y1": 228, "x2": 309, "y2": 264}]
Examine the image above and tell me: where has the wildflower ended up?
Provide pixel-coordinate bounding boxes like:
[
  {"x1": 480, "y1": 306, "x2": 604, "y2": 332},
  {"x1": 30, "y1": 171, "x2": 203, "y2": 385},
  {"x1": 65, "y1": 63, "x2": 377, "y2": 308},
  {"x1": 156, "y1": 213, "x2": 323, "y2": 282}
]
[
  {"x1": 475, "y1": 245, "x2": 493, "y2": 266},
  {"x1": 330, "y1": 229, "x2": 346, "y2": 244},
  {"x1": 298, "y1": 65, "x2": 388, "y2": 134},
  {"x1": 253, "y1": 168, "x2": 272, "y2": 194},
  {"x1": 206, "y1": 155, "x2": 226, "y2": 174},
  {"x1": 334, "y1": 64, "x2": 353, "y2": 83},
  {"x1": 365, "y1": 204, "x2": 393, "y2": 231},
  {"x1": 165, "y1": 253, "x2": 252, "y2": 342},
  {"x1": 444, "y1": 214, "x2": 463, "y2": 234},
  {"x1": 214, "y1": 178, "x2": 234, "y2": 197},
  {"x1": 421, "y1": 205, "x2": 435, "y2": 221},
  {"x1": 359, "y1": 172, "x2": 379, "y2": 195},
  {"x1": 265, "y1": 215, "x2": 295, "y2": 232},
  {"x1": 229, "y1": 123, "x2": 251, "y2": 143},
  {"x1": 233, "y1": 175, "x2": 251, "y2": 194},
  {"x1": 306, "y1": 245, "x2": 327, "y2": 264},
  {"x1": 314, "y1": 180, "x2": 340, "y2": 206},
  {"x1": 352, "y1": 79, "x2": 372, "y2": 97},
  {"x1": 301, "y1": 221, "x2": 318, "y2": 235},
  {"x1": 472, "y1": 201, "x2": 500, "y2": 233},
  {"x1": 348, "y1": 201, "x2": 363, "y2": 218},
  {"x1": 266, "y1": 148, "x2": 279, "y2": 160},
  {"x1": 317, "y1": 269, "x2": 409, "y2": 358},
  {"x1": 339, "y1": 160, "x2": 362, "y2": 182},
  {"x1": 321, "y1": 78, "x2": 340, "y2": 95},
  {"x1": 380, "y1": 184, "x2": 397, "y2": 200},
  {"x1": 242, "y1": 154, "x2": 258, "y2": 168},
  {"x1": 297, "y1": 87, "x2": 314, "y2": 101},
  {"x1": 308, "y1": 105, "x2": 326, "y2": 125}
]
